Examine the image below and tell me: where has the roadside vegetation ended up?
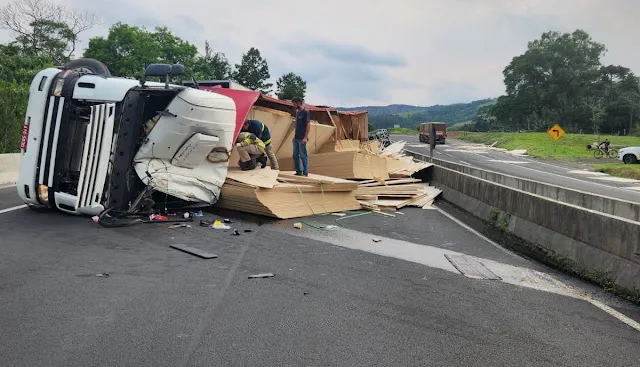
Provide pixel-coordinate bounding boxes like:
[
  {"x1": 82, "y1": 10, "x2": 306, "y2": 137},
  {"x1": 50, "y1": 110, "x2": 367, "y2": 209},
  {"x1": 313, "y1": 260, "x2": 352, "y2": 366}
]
[
  {"x1": 592, "y1": 163, "x2": 640, "y2": 180},
  {"x1": 388, "y1": 127, "x2": 418, "y2": 135}
]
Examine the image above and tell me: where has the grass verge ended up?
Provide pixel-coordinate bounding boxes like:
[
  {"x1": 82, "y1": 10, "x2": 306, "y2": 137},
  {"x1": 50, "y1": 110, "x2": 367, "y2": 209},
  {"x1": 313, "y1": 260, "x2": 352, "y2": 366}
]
[
  {"x1": 592, "y1": 163, "x2": 640, "y2": 180},
  {"x1": 388, "y1": 127, "x2": 418, "y2": 135}
]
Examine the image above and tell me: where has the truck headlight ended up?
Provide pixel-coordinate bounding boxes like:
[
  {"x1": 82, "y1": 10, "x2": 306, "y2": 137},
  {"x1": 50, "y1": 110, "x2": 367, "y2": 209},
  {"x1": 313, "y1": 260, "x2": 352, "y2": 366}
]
[{"x1": 38, "y1": 184, "x2": 49, "y2": 203}]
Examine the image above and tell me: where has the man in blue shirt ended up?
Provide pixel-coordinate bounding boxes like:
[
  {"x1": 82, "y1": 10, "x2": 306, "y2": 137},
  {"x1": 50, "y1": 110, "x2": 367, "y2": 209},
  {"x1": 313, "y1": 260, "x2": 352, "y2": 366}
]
[
  {"x1": 291, "y1": 97, "x2": 310, "y2": 176},
  {"x1": 242, "y1": 118, "x2": 279, "y2": 170}
]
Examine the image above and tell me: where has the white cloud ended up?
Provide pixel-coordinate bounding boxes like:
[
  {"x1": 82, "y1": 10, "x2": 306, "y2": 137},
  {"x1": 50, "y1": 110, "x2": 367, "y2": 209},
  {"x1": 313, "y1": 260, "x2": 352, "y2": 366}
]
[{"x1": 1, "y1": 0, "x2": 639, "y2": 107}]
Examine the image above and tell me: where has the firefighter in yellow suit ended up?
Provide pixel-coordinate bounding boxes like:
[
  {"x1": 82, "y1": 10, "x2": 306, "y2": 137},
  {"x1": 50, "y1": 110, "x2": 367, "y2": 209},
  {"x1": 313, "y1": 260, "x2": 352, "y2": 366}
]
[{"x1": 235, "y1": 132, "x2": 268, "y2": 171}]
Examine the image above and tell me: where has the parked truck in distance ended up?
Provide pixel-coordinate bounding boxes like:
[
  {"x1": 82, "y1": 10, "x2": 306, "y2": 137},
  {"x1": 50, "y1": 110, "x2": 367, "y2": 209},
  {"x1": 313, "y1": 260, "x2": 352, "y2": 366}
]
[{"x1": 418, "y1": 122, "x2": 447, "y2": 144}]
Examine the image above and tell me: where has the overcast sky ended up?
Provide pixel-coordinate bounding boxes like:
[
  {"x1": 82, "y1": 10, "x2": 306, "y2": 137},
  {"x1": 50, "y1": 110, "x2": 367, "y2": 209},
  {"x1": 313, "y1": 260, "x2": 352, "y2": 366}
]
[{"x1": 2, "y1": 0, "x2": 639, "y2": 107}]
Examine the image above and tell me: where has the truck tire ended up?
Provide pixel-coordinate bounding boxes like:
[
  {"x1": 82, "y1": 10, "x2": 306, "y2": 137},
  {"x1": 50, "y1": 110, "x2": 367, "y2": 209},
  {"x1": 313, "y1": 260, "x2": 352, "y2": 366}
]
[{"x1": 63, "y1": 58, "x2": 111, "y2": 76}]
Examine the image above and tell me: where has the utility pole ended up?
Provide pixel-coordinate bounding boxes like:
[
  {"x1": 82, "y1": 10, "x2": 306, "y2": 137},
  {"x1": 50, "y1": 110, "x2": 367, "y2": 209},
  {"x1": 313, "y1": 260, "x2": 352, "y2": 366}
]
[{"x1": 429, "y1": 124, "x2": 436, "y2": 162}]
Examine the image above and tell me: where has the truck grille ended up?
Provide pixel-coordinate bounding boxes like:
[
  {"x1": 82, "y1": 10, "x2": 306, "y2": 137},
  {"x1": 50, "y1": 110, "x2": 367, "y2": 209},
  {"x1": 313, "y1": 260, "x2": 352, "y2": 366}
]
[{"x1": 76, "y1": 103, "x2": 116, "y2": 209}]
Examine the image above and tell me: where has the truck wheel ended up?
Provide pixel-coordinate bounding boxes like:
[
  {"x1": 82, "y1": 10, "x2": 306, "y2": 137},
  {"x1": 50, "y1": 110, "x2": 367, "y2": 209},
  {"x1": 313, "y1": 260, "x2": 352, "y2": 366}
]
[{"x1": 63, "y1": 58, "x2": 111, "y2": 76}]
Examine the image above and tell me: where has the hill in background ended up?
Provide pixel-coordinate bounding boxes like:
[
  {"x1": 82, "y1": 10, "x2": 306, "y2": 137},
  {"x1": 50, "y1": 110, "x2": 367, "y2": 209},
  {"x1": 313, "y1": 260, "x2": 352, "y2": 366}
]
[{"x1": 338, "y1": 98, "x2": 496, "y2": 130}]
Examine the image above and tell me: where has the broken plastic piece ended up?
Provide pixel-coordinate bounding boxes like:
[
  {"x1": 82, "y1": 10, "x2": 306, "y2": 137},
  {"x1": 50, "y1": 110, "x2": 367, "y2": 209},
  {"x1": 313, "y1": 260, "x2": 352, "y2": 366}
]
[
  {"x1": 372, "y1": 238, "x2": 382, "y2": 243},
  {"x1": 293, "y1": 222, "x2": 303, "y2": 229},
  {"x1": 92, "y1": 216, "x2": 99, "y2": 223},
  {"x1": 248, "y1": 273, "x2": 275, "y2": 279},
  {"x1": 331, "y1": 212, "x2": 346, "y2": 217},
  {"x1": 194, "y1": 210, "x2": 204, "y2": 217},
  {"x1": 95, "y1": 273, "x2": 109, "y2": 278},
  {"x1": 200, "y1": 219, "x2": 213, "y2": 227},
  {"x1": 150, "y1": 214, "x2": 168, "y2": 221},
  {"x1": 169, "y1": 223, "x2": 191, "y2": 229},
  {"x1": 170, "y1": 244, "x2": 218, "y2": 259},
  {"x1": 213, "y1": 220, "x2": 231, "y2": 230},
  {"x1": 223, "y1": 218, "x2": 232, "y2": 223},
  {"x1": 232, "y1": 229, "x2": 240, "y2": 236},
  {"x1": 244, "y1": 229, "x2": 253, "y2": 233}
]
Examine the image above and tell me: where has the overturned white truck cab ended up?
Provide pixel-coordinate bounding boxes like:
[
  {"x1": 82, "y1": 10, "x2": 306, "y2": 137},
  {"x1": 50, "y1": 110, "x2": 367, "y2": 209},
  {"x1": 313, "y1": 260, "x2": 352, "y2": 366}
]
[{"x1": 17, "y1": 59, "x2": 245, "y2": 218}]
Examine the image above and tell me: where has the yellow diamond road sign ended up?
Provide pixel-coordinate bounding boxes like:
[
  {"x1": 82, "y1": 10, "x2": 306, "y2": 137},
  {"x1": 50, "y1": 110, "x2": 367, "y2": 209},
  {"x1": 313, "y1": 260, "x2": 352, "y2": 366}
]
[{"x1": 547, "y1": 124, "x2": 565, "y2": 141}]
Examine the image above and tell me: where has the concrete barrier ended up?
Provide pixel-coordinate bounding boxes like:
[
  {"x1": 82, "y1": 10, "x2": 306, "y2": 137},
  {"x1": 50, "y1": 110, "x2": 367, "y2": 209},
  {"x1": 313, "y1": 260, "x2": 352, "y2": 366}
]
[
  {"x1": 409, "y1": 152, "x2": 640, "y2": 296},
  {"x1": 405, "y1": 150, "x2": 640, "y2": 222},
  {"x1": 0, "y1": 153, "x2": 20, "y2": 186}
]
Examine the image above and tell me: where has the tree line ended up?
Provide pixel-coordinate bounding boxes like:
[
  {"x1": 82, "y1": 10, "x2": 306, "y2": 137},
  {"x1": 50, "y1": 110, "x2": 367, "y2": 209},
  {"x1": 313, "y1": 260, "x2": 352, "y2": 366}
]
[
  {"x1": 469, "y1": 29, "x2": 640, "y2": 136},
  {"x1": 0, "y1": 0, "x2": 308, "y2": 153}
]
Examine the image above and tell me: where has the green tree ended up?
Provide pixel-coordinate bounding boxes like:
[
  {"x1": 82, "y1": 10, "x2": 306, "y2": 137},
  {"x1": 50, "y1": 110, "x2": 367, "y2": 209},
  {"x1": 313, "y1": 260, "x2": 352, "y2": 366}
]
[
  {"x1": 0, "y1": 81, "x2": 29, "y2": 153},
  {"x1": 0, "y1": 0, "x2": 99, "y2": 63},
  {"x1": 502, "y1": 30, "x2": 606, "y2": 132},
  {"x1": 83, "y1": 23, "x2": 198, "y2": 79},
  {"x1": 275, "y1": 72, "x2": 306, "y2": 100},
  {"x1": 232, "y1": 47, "x2": 273, "y2": 94},
  {"x1": 0, "y1": 43, "x2": 53, "y2": 83},
  {"x1": 192, "y1": 41, "x2": 231, "y2": 80}
]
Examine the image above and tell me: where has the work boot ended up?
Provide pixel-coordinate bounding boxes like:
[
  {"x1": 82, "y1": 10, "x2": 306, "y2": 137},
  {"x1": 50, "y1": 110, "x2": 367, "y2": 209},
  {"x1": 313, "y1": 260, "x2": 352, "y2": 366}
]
[
  {"x1": 239, "y1": 159, "x2": 256, "y2": 171},
  {"x1": 257, "y1": 155, "x2": 267, "y2": 169}
]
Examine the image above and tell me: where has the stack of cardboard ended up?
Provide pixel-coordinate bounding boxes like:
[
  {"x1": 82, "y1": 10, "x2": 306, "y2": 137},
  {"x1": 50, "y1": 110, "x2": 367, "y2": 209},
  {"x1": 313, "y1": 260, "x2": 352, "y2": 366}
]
[
  {"x1": 354, "y1": 179, "x2": 442, "y2": 211},
  {"x1": 217, "y1": 104, "x2": 438, "y2": 219},
  {"x1": 217, "y1": 168, "x2": 361, "y2": 219}
]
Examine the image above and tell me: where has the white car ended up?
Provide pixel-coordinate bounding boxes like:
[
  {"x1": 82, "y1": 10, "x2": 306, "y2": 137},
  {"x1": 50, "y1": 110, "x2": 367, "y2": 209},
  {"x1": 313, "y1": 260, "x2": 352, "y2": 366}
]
[
  {"x1": 17, "y1": 59, "x2": 247, "y2": 219},
  {"x1": 617, "y1": 147, "x2": 640, "y2": 164}
]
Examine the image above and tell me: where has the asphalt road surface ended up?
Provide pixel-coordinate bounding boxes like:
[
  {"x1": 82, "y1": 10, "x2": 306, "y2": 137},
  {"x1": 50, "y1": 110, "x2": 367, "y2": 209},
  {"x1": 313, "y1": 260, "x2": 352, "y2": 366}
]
[
  {"x1": 1, "y1": 185, "x2": 640, "y2": 367},
  {"x1": 395, "y1": 134, "x2": 640, "y2": 203}
]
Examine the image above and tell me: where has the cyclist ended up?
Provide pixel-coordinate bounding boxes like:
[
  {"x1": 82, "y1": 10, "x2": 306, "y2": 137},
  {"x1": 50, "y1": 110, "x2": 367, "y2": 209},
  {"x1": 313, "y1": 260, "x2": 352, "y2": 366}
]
[{"x1": 599, "y1": 139, "x2": 611, "y2": 154}]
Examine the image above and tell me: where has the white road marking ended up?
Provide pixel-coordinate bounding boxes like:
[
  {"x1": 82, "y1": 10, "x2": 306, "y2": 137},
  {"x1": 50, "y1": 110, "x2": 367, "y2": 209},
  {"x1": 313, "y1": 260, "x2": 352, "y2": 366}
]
[
  {"x1": 587, "y1": 299, "x2": 640, "y2": 332},
  {"x1": 445, "y1": 149, "x2": 489, "y2": 154},
  {"x1": 286, "y1": 209, "x2": 640, "y2": 332},
  {"x1": 0, "y1": 205, "x2": 27, "y2": 214},
  {"x1": 457, "y1": 150, "x2": 640, "y2": 193},
  {"x1": 625, "y1": 186, "x2": 640, "y2": 191},
  {"x1": 436, "y1": 151, "x2": 443, "y2": 155},
  {"x1": 568, "y1": 170, "x2": 608, "y2": 176},
  {"x1": 488, "y1": 160, "x2": 531, "y2": 164},
  {"x1": 436, "y1": 207, "x2": 640, "y2": 332},
  {"x1": 589, "y1": 176, "x2": 640, "y2": 183},
  {"x1": 459, "y1": 161, "x2": 471, "y2": 165}
]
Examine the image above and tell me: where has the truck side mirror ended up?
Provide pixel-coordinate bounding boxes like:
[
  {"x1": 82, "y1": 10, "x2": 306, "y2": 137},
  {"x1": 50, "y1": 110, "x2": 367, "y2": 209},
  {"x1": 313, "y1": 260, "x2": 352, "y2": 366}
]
[
  {"x1": 170, "y1": 64, "x2": 185, "y2": 76},
  {"x1": 145, "y1": 64, "x2": 172, "y2": 77}
]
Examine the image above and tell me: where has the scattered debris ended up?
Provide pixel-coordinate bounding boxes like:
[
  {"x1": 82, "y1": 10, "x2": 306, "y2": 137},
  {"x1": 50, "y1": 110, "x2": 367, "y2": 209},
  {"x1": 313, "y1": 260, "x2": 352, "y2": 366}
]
[
  {"x1": 293, "y1": 222, "x2": 303, "y2": 229},
  {"x1": 92, "y1": 216, "x2": 99, "y2": 223},
  {"x1": 232, "y1": 229, "x2": 241, "y2": 236},
  {"x1": 213, "y1": 220, "x2": 231, "y2": 230},
  {"x1": 244, "y1": 229, "x2": 253, "y2": 233},
  {"x1": 223, "y1": 218, "x2": 232, "y2": 224},
  {"x1": 150, "y1": 214, "x2": 168, "y2": 221},
  {"x1": 395, "y1": 211, "x2": 405, "y2": 215},
  {"x1": 169, "y1": 223, "x2": 191, "y2": 229},
  {"x1": 303, "y1": 292, "x2": 311, "y2": 296},
  {"x1": 170, "y1": 244, "x2": 218, "y2": 259},
  {"x1": 183, "y1": 212, "x2": 190, "y2": 219},
  {"x1": 248, "y1": 273, "x2": 275, "y2": 279},
  {"x1": 200, "y1": 219, "x2": 213, "y2": 227},
  {"x1": 95, "y1": 273, "x2": 109, "y2": 277},
  {"x1": 372, "y1": 238, "x2": 382, "y2": 243},
  {"x1": 194, "y1": 210, "x2": 204, "y2": 217},
  {"x1": 331, "y1": 212, "x2": 347, "y2": 217}
]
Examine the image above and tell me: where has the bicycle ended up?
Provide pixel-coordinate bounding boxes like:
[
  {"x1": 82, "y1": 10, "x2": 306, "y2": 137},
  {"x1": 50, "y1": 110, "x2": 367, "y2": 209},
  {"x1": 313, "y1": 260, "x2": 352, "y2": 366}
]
[{"x1": 593, "y1": 147, "x2": 618, "y2": 159}]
